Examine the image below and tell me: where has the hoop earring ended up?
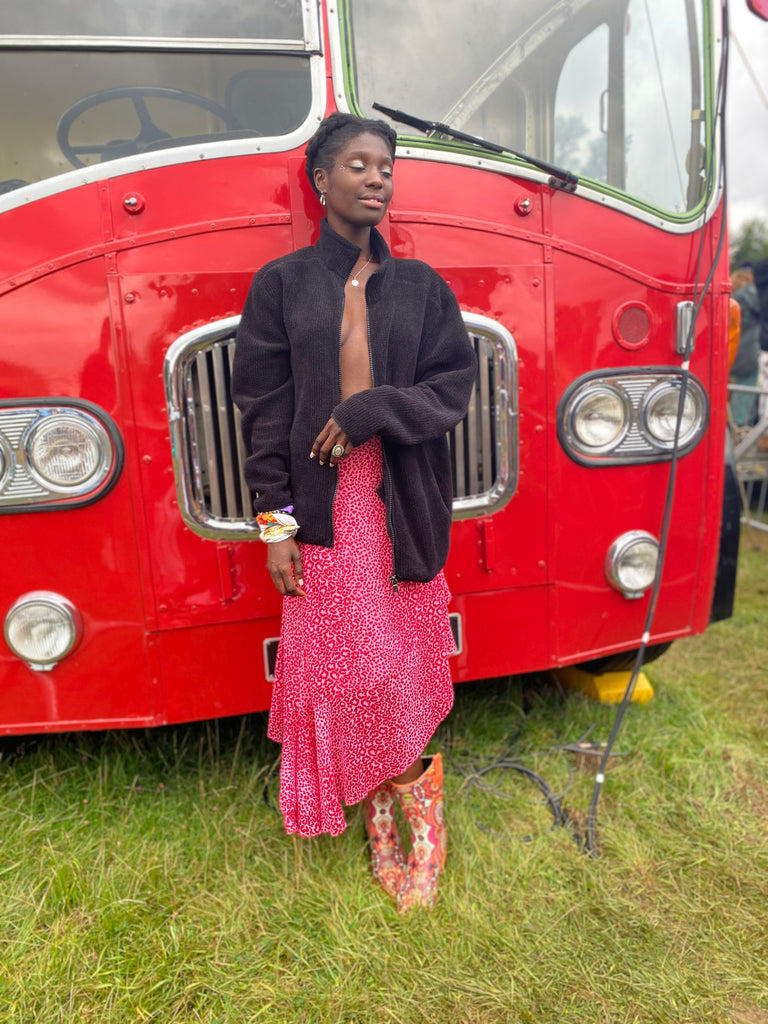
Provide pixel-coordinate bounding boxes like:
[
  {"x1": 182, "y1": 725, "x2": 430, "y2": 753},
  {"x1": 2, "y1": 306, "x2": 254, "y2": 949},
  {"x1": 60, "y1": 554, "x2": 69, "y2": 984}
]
[{"x1": 319, "y1": 192, "x2": 327, "y2": 206}]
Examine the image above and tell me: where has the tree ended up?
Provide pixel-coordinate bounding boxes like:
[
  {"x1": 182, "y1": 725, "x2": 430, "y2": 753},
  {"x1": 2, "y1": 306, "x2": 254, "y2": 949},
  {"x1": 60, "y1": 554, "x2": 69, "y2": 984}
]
[{"x1": 730, "y1": 217, "x2": 768, "y2": 269}]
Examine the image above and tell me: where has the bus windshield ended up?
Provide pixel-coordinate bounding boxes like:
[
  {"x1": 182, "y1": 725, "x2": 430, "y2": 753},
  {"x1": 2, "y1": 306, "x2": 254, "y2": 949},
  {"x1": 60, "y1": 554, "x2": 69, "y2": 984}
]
[
  {"x1": 0, "y1": 0, "x2": 304, "y2": 41},
  {"x1": 347, "y1": 0, "x2": 709, "y2": 217},
  {"x1": 0, "y1": 0, "x2": 313, "y2": 192}
]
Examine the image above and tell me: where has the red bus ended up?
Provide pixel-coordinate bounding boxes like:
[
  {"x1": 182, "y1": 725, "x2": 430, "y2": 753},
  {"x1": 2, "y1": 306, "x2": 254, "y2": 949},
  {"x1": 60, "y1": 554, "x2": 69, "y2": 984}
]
[{"x1": 0, "y1": 0, "x2": 760, "y2": 734}]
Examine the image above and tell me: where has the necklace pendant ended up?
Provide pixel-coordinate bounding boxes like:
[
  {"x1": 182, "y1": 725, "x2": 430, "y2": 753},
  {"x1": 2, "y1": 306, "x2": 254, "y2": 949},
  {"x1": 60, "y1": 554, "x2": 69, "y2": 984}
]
[{"x1": 351, "y1": 279, "x2": 360, "y2": 287}]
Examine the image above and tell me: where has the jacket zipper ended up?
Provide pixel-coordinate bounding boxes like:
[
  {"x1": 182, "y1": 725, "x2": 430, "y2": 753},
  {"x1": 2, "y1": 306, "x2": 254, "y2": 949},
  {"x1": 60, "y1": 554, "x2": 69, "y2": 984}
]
[
  {"x1": 366, "y1": 307, "x2": 400, "y2": 595},
  {"x1": 328, "y1": 294, "x2": 344, "y2": 547}
]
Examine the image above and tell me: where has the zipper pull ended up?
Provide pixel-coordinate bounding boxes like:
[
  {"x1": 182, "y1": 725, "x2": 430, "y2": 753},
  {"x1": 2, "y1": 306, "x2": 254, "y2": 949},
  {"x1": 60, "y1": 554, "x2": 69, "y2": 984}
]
[{"x1": 389, "y1": 573, "x2": 399, "y2": 594}]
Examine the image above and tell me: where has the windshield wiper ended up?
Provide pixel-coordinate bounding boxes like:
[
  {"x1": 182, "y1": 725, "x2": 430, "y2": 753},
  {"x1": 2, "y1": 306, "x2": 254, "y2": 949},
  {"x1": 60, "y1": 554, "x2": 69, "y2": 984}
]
[{"x1": 373, "y1": 101, "x2": 578, "y2": 193}]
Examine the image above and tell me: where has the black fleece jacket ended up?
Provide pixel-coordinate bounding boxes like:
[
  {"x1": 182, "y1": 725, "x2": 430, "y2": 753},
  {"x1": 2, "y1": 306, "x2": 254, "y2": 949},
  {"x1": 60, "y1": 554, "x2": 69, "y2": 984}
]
[{"x1": 231, "y1": 219, "x2": 476, "y2": 582}]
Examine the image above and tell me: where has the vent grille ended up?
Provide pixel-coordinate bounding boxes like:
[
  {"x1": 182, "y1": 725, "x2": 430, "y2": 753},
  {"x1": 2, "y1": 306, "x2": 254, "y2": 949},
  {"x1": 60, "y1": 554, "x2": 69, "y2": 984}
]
[
  {"x1": 187, "y1": 342, "x2": 252, "y2": 520},
  {"x1": 165, "y1": 313, "x2": 517, "y2": 539}
]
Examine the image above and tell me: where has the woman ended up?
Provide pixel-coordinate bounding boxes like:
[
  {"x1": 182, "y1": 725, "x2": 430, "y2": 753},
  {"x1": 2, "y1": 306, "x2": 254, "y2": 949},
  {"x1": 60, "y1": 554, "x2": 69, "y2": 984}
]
[{"x1": 231, "y1": 113, "x2": 476, "y2": 912}]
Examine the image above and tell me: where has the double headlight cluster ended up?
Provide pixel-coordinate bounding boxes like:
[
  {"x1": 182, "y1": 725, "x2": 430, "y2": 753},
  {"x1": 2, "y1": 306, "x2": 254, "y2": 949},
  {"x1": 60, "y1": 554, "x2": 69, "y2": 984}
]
[
  {"x1": 0, "y1": 402, "x2": 122, "y2": 510},
  {"x1": 558, "y1": 369, "x2": 708, "y2": 465}
]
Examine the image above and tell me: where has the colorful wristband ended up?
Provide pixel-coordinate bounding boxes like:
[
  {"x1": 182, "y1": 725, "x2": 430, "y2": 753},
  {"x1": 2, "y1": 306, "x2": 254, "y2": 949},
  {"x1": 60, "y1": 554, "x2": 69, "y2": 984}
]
[{"x1": 255, "y1": 509, "x2": 299, "y2": 544}]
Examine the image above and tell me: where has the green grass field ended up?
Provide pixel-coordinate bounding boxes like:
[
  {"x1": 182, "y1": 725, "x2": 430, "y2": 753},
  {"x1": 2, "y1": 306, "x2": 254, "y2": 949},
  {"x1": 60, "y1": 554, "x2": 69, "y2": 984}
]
[{"x1": 1, "y1": 529, "x2": 767, "y2": 1024}]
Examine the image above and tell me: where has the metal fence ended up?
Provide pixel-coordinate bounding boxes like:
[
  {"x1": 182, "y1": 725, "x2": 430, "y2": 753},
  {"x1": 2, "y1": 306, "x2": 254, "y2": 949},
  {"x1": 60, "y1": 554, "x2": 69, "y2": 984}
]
[{"x1": 728, "y1": 382, "x2": 768, "y2": 532}]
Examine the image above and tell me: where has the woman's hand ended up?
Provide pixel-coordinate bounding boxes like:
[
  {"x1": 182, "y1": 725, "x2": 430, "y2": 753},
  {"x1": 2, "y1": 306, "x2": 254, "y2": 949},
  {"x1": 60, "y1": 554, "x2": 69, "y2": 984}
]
[
  {"x1": 266, "y1": 538, "x2": 306, "y2": 597},
  {"x1": 310, "y1": 417, "x2": 353, "y2": 466}
]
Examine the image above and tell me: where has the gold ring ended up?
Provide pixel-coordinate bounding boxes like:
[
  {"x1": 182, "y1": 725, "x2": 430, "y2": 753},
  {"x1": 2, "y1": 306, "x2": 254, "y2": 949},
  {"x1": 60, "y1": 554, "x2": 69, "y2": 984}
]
[{"x1": 331, "y1": 444, "x2": 345, "y2": 459}]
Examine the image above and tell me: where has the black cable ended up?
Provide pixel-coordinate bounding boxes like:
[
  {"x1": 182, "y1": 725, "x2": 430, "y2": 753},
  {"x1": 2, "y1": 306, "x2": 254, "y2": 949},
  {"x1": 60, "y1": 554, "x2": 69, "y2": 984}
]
[
  {"x1": 465, "y1": 760, "x2": 569, "y2": 842},
  {"x1": 584, "y1": 4, "x2": 731, "y2": 854},
  {"x1": 442, "y1": 717, "x2": 577, "y2": 843}
]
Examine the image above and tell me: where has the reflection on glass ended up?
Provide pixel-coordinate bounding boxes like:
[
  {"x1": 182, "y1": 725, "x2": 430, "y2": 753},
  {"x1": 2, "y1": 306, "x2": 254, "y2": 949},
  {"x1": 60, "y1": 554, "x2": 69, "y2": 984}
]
[
  {"x1": 624, "y1": 0, "x2": 703, "y2": 212},
  {"x1": 554, "y1": 25, "x2": 609, "y2": 184}
]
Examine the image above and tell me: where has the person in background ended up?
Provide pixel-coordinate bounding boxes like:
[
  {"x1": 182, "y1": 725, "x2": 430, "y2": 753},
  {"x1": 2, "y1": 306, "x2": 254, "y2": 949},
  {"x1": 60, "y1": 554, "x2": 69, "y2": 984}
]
[
  {"x1": 231, "y1": 113, "x2": 476, "y2": 913},
  {"x1": 752, "y1": 258, "x2": 768, "y2": 356},
  {"x1": 729, "y1": 266, "x2": 762, "y2": 427},
  {"x1": 751, "y1": 258, "x2": 768, "y2": 425}
]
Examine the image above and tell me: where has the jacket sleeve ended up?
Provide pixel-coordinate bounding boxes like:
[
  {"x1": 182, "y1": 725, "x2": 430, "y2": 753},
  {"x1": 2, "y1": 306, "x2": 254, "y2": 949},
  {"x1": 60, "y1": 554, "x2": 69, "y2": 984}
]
[
  {"x1": 331, "y1": 276, "x2": 476, "y2": 446},
  {"x1": 230, "y1": 266, "x2": 294, "y2": 512}
]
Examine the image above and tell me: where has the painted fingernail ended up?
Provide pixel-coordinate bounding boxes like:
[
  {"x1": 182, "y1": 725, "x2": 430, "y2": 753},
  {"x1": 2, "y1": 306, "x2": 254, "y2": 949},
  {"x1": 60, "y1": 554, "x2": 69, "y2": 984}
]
[{"x1": 298, "y1": 579, "x2": 304, "y2": 587}]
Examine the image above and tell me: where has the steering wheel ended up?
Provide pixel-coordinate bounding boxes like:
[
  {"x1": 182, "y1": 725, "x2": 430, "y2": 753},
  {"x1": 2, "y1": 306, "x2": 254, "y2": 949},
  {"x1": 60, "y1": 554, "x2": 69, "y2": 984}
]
[{"x1": 57, "y1": 86, "x2": 244, "y2": 169}]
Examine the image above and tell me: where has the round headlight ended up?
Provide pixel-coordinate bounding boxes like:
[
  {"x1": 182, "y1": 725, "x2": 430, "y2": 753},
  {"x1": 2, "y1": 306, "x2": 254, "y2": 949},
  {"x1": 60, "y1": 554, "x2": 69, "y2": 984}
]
[
  {"x1": 605, "y1": 531, "x2": 659, "y2": 598},
  {"x1": 643, "y1": 384, "x2": 703, "y2": 447},
  {"x1": 4, "y1": 592, "x2": 83, "y2": 668},
  {"x1": 570, "y1": 386, "x2": 629, "y2": 451},
  {"x1": 25, "y1": 412, "x2": 112, "y2": 493}
]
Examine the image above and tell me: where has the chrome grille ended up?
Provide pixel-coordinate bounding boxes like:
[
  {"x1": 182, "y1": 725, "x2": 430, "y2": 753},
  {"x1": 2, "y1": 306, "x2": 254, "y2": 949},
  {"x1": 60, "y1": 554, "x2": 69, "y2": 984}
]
[
  {"x1": 188, "y1": 341, "x2": 252, "y2": 519},
  {"x1": 165, "y1": 313, "x2": 517, "y2": 539}
]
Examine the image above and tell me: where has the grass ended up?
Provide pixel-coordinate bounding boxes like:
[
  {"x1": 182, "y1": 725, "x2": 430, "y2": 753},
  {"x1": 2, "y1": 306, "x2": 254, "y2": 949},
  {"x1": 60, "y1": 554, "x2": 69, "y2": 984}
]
[{"x1": 1, "y1": 529, "x2": 767, "y2": 1023}]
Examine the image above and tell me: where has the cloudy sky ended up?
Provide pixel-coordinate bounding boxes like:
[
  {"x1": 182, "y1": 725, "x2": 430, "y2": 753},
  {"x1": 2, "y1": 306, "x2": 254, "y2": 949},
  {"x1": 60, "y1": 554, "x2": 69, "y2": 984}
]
[{"x1": 726, "y1": 2, "x2": 768, "y2": 231}]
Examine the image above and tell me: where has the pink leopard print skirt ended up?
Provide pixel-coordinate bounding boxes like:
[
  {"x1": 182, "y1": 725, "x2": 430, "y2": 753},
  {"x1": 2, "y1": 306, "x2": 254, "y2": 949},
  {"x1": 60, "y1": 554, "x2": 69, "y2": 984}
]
[{"x1": 268, "y1": 436, "x2": 455, "y2": 837}]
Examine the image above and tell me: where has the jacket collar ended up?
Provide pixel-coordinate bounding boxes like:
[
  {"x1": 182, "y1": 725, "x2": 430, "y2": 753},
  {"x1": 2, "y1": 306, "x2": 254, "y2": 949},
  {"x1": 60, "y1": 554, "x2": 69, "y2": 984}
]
[{"x1": 316, "y1": 219, "x2": 393, "y2": 301}]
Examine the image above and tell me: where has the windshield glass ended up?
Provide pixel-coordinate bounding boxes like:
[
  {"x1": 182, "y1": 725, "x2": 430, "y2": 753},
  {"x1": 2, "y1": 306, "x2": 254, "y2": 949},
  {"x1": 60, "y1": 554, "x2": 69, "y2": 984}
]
[
  {"x1": 1, "y1": 0, "x2": 303, "y2": 41},
  {"x1": 0, "y1": 0, "x2": 311, "y2": 192},
  {"x1": 346, "y1": 0, "x2": 707, "y2": 217}
]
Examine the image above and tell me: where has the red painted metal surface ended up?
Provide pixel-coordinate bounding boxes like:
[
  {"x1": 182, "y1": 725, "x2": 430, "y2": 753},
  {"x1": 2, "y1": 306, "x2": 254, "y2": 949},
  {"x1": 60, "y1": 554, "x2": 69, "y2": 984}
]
[{"x1": 0, "y1": 65, "x2": 732, "y2": 735}]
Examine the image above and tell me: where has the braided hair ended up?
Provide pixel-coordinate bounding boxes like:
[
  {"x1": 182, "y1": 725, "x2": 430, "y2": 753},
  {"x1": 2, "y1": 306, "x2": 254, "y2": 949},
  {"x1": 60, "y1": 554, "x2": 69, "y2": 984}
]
[{"x1": 305, "y1": 113, "x2": 397, "y2": 196}]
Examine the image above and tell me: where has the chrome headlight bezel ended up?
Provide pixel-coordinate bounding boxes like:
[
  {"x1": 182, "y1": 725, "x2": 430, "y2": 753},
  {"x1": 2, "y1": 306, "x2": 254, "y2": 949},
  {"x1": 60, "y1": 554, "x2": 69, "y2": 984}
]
[
  {"x1": 558, "y1": 368, "x2": 709, "y2": 466},
  {"x1": 0, "y1": 400, "x2": 123, "y2": 512},
  {"x1": 567, "y1": 384, "x2": 631, "y2": 455},
  {"x1": 0, "y1": 434, "x2": 11, "y2": 492},
  {"x1": 605, "y1": 531, "x2": 660, "y2": 598},
  {"x1": 24, "y1": 411, "x2": 113, "y2": 494},
  {"x1": 4, "y1": 591, "x2": 83, "y2": 670},
  {"x1": 641, "y1": 381, "x2": 705, "y2": 450}
]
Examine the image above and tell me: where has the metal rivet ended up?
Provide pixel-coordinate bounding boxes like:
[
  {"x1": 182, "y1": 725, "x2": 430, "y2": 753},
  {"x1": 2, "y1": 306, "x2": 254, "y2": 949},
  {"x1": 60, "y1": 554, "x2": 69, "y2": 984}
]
[{"x1": 123, "y1": 192, "x2": 145, "y2": 214}]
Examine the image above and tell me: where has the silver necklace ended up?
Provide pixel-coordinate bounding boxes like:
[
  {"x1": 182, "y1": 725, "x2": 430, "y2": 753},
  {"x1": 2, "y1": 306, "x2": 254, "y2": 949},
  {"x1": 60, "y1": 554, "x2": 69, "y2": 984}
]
[{"x1": 349, "y1": 253, "x2": 373, "y2": 287}]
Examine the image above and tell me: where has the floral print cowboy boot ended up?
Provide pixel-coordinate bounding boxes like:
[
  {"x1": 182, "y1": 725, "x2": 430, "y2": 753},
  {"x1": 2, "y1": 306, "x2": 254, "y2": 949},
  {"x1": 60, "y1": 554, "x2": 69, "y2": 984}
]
[
  {"x1": 391, "y1": 754, "x2": 447, "y2": 913},
  {"x1": 364, "y1": 782, "x2": 406, "y2": 900}
]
